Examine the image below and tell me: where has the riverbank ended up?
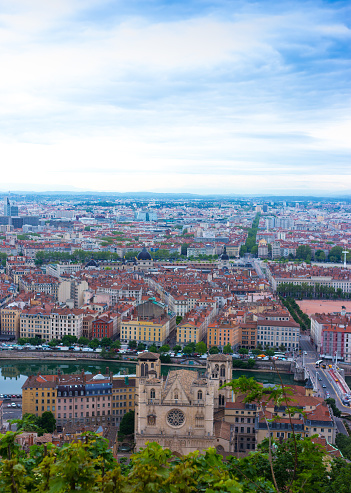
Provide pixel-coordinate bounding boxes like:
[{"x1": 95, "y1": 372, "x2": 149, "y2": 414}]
[{"x1": 0, "y1": 350, "x2": 294, "y2": 373}]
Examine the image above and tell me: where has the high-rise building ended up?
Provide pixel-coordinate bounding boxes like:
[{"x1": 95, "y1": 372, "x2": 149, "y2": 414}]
[{"x1": 4, "y1": 197, "x2": 18, "y2": 217}]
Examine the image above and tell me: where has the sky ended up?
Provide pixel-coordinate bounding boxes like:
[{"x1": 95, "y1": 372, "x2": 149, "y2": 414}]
[{"x1": 0, "y1": 0, "x2": 350, "y2": 196}]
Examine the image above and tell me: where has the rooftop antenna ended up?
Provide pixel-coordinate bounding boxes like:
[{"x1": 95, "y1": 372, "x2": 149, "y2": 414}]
[{"x1": 342, "y1": 250, "x2": 349, "y2": 268}]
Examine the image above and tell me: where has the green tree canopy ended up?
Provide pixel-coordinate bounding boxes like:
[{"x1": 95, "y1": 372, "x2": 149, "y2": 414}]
[
  {"x1": 209, "y1": 346, "x2": 220, "y2": 354},
  {"x1": 195, "y1": 341, "x2": 207, "y2": 355},
  {"x1": 223, "y1": 343, "x2": 232, "y2": 354}
]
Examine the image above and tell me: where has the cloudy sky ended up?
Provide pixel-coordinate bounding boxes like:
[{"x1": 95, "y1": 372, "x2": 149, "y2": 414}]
[{"x1": 0, "y1": 0, "x2": 350, "y2": 195}]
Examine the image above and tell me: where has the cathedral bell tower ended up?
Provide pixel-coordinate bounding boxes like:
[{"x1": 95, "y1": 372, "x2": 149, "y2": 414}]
[{"x1": 206, "y1": 354, "x2": 232, "y2": 410}]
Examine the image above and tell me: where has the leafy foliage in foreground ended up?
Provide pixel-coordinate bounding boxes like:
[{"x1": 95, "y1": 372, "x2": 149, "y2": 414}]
[{"x1": 0, "y1": 430, "x2": 349, "y2": 493}]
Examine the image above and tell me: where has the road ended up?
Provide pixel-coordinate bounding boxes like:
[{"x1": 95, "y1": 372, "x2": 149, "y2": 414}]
[
  {"x1": 2, "y1": 397, "x2": 22, "y2": 430},
  {"x1": 251, "y1": 259, "x2": 265, "y2": 279},
  {"x1": 299, "y1": 336, "x2": 351, "y2": 415}
]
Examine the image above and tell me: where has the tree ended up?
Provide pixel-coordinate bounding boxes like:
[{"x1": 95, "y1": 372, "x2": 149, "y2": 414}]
[
  {"x1": 111, "y1": 340, "x2": 121, "y2": 349},
  {"x1": 128, "y1": 340, "x2": 137, "y2": 349},
  {"x1": 265, "y1": 349, "x2": 275, "y2": 357},
  {"x1": 160, "y1": 354, "x2": 171, "y2": 363},
  {"x1": 11, "y1": 413, "x2": 43, "y2": 435},
  {"x1": 37, "y1": 412, "x2": 56, "y2": 433},
  {"x1": 223, "y1": 343, "x2": 232, "y2": 354},
  {"x1": 149, "y1": 344, "x2": 158, "y2": 353},
  {"x1": 329, "y1": 246, "x2": 343, "y2": 263},
  {"x1": 137, "y1": 342, "x2": 146, "y2": 351},
  {"x1": 119, "y1": 410, "x2": 135, "y2": 436},
  {"x1": 180, "y1": 243, "x2": 188, "y2": 256},
  {"x1": 159, "y1": 344, "x2": 170, "y2": 353},
  {"x1": 61, "y1": 334, "x2": 77, "y2": 346},
  {"x1": 173, "y1": 345, "x2": 181, "y2": 353},
  {"x1": 195, "y1": 341, "x2": 207, "y2": 355},
  {"x1": 88, "y1": 338, "x2": 100, "y2": 349},
  {"x1": 238, "y1": 348, "x2": 249, "y2": 355},
  {"x1": 296, "y1": 245, "x2": 312, "y2": 260},
  {"x1": 48, "y1": 339, "x2": 60, "y2": 348},
  {"x1": 176, "y1": 316, "x2": 183, "y2": 325},
  {"x1": 315, "y1": 249, "x2": 326, "y2": 262},
  {"x1": 78, "y1": 336, "x2": 89, "y2": 346},
  {"x1": 100, "y1": 337, "x2": 112, "y2": 348},
  {"x1": 182, "y1": 344, "x2": 194, "y2": 355},
  {"x1": 209, "y1": 346, "x2": 219, "y2": 354}
]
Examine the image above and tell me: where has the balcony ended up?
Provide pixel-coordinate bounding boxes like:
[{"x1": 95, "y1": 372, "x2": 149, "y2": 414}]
[{"x1": 148, "y1": 399, "x2": 160, "y2": 405}]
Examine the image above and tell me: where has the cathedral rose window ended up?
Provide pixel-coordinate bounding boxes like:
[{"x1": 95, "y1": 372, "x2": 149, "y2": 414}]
[{"x1": 167, "y1": 409, "x2": 185, "y2": 427}]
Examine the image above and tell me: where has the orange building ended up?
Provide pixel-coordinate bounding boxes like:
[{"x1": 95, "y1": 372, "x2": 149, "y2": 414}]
[{"x1": 207, "y1": 322, "x2": 240, "y2": 350}]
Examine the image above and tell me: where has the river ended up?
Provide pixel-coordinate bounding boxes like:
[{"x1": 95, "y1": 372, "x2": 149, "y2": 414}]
[{"x1": 0, "y1": 358, "x2": 303, "y2": 395}]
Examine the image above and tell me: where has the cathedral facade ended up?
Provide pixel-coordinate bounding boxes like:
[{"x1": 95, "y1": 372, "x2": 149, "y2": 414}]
[{"x1": 135, "y1": 352, "x2": 233, "y2": 455}]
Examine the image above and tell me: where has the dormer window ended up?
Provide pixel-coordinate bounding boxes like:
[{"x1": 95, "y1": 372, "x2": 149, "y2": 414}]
[
  {"x1": 197, "y1": 390, "x2": 203, "y2": 400},
  {"x1": 150, "y1": 388, "x2": 155, "y2": 399}
]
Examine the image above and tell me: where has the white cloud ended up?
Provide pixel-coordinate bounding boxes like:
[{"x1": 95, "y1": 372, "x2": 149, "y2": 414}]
[{"x1": 0, "y1": 0, "x2": 349, "y2": 194}]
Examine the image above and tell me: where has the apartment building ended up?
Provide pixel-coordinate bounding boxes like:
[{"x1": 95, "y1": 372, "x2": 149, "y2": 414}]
[
  {"x1": 111, "y1": 375, "x2": 136, "y2": 426},
  {"x1": 56, "y1": 372, "x2": 112, "y2": 428},
  {"x1": 120, "y1": 314, "x2": 173, "y2": 346},
  {"x1": 20, "y1": 305, "x2": 54, "y2": 340},
  {"x1": 267, "y1": 263, "x2": 351, "y2": 294},
  {"x1": 207, "y1": 321, "x2": 240, "y2": 350},
  {"x1": 256, "y1": 318, "x2": 300, "y2": 350},
  {"x1": 239, "y1": 322, "x2": 257, "y2": 349},
  {"x1": 311, "y1": 309, "x2": 350, "y2": 355},
  {"x1": 0, "y1": 304, "x2": 22, "y2": 339},
  {"x1": 19, "y1": 273, "x2": 60, "y2": 299},
  {"x1": 92, "y1": 316, "x2": 114, "y2": 340},
  {"x1": 22, "y1": 374, "x2": 57, "y2": 417},
  {"x1": 177, "y1": 305, "x2": 217, "y2": 347},
  {"x1": 224, "y1": 401, "x2": 257, "y2": 455},
  {"x1": 224, "y1": 381, "x2": 336, "y2": 456},
  {"x1": 51, "y1": 307, "x2": 84, "y2": 340}
]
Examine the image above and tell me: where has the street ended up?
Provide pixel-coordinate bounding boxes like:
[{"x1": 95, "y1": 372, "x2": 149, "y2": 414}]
[
  {"x1": 2, "y1": 398, "x2": 22, "y2": 430},
  {"x1": 299, "y1": 336, "x2": 351, "y2": 415}
]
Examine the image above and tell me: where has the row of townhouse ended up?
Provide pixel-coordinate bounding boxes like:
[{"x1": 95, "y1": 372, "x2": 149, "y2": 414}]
[
  {"x1": 96, "y1": 282, "x2": 144, "y2": 305},
  {"x1": 19, "y1": 273, "x2": 60, "y2": 298},
  {"x1": 205, "y1": 307, "x2": 300, "y2": 351},
  {"x1": 225, "y1": 380, "x2": 336, "y2": 455},
  {"x1": 0, "y1": 300, "x2": 128, "y2": 340},
  {"x1": 310, "y1": 309, "x2": 351, "y2": 361},
  {"x1": 22, "y1": 371, "x2": 136, "y2": 428},
  {"x1": 146, "y1": 276, "x2": 219, "y2": 317},
  {"x1": 266, "y1": 262, "x2": 351, "y2": 293}
]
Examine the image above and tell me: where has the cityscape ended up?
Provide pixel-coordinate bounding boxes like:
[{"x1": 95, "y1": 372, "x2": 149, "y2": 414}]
[
  {"x1": 0, "y1": 0, "x2": 350, "y2": 490},
  {"x1": 0, "y1": 192, "x2": 350, "y2": 489}
]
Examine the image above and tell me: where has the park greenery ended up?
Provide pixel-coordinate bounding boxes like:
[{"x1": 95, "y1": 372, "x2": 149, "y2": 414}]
[
  {"x1": 34, "y1": 249, "x2": 122, "y2": 265},
  {"x1": 239, "y1": 213, "x2": 260, "y2": 256},
  {"x1": 280, "y1": 296, "x2": 311, "y2": 331},
  {"x1": 17, "y1": 335, "x2": 121, "y2": 350},
  {"x1": 277, "y1": 281, "x2": 351, "y2": 299},
  {"x1": 1, "y1": 377, "x2": 350, "y2": 492},
  {"x1": 11, "y1": 412, "x2": 56, "y2": 436}
]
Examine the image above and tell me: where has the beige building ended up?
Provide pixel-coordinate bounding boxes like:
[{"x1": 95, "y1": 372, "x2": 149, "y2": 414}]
[
  {"x1": 0, "y1": 305, "x2": 22, "y2": 339},
  {"x1": 135, "y1": 353, "x2": 233, "y2": 455},
  {"x1": 22, "y1": 374, "x2": 57, "y2": 417},
  {"x1": 111, "y1": 375, "x2": 136, "y2": 426}
]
